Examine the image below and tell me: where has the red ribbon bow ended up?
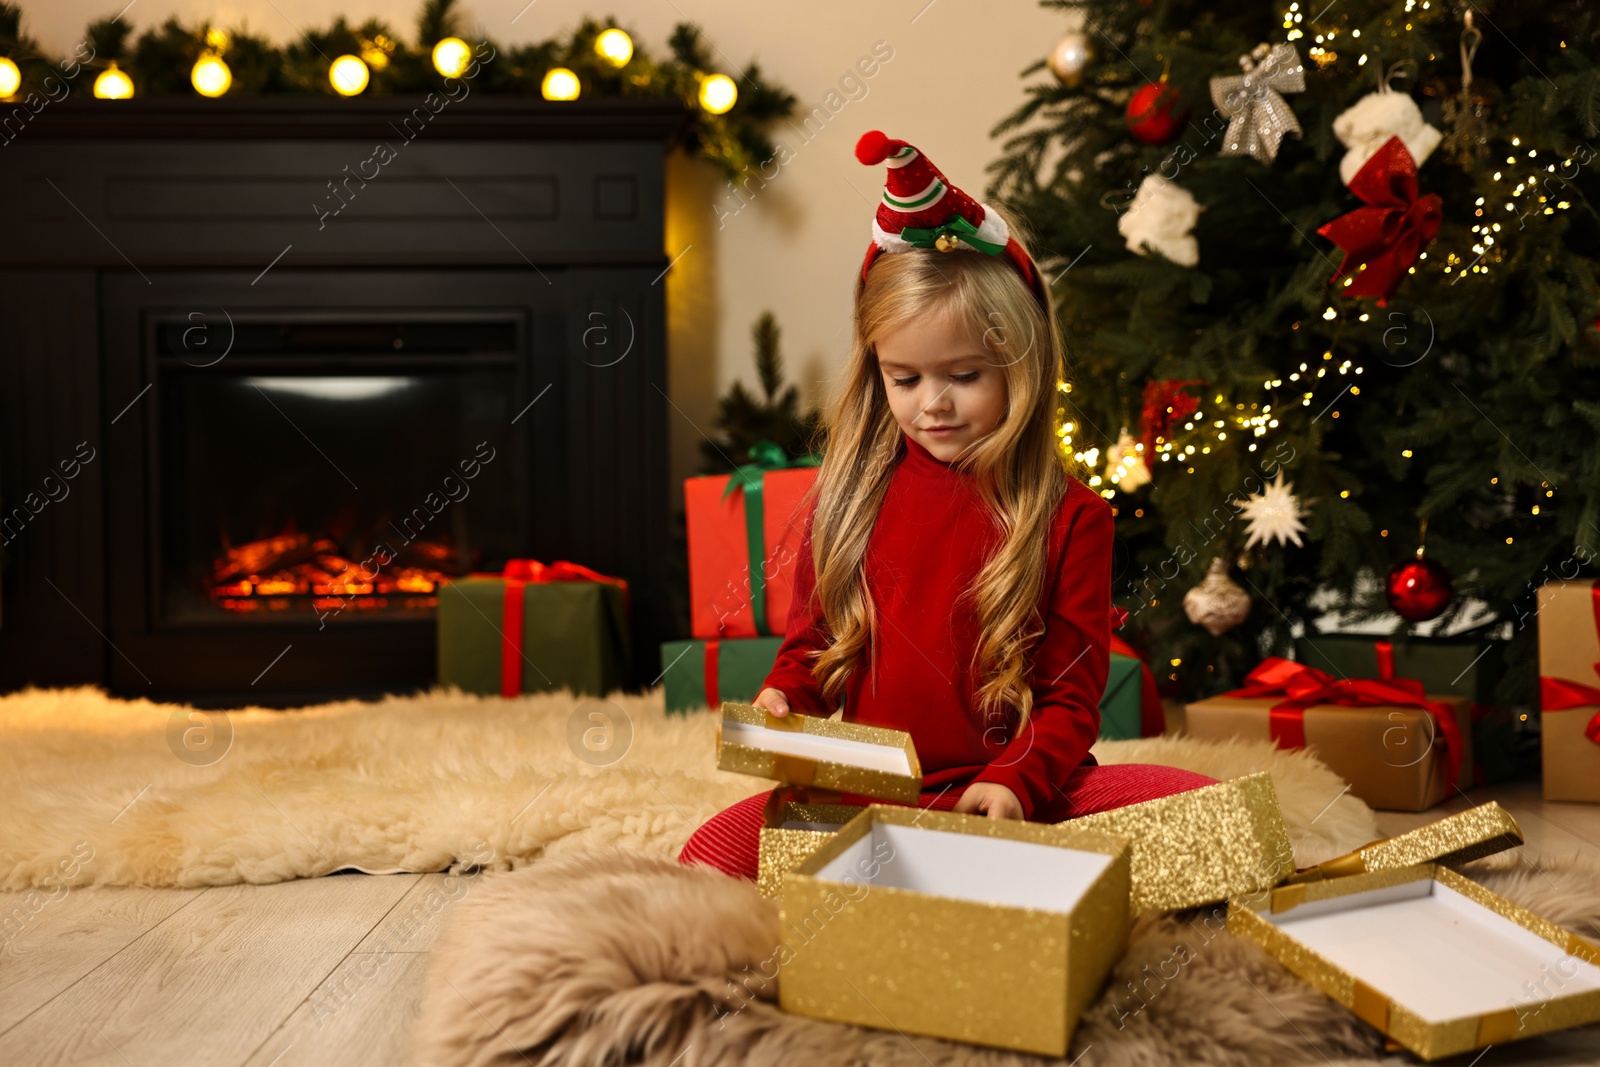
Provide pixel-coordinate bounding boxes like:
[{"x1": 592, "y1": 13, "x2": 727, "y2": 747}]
[
  {"x1": 1317, "y1": 136, "x2": 1442, "y2": 306},
  {"x1": 476, "y1": 559, "x2": 631, "y2": 698},
  {"x1": 1224, "y1": 656, "x2": 1463, "y2": 792},
  {"x1": 1538, "y1": 584, "x2": 1600, "y2": 745}
]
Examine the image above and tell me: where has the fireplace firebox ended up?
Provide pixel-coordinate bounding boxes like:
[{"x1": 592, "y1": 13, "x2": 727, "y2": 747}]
[{"x1": 0, "y1": 97, "x2": 679, "y2": 704}]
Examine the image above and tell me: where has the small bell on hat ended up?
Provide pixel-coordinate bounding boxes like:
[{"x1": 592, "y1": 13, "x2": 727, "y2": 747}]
[{"x1": 855, "y1": 130, "x2": 1046, "y2": 305}]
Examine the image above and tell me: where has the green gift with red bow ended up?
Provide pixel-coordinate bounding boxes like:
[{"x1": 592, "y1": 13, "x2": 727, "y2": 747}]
[
  {"x1": 436, "y1": 559, "x2": 631, "y2": 698},
  {"x1": 1536, "y1": 579, "x2": 1600, "y2": 803},
  {"x1": 685, "y1": 441, "x2": 821, "y2": 639}
]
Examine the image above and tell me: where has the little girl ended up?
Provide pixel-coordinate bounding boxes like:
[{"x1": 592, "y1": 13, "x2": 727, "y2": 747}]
[{"x1": 678, "y1": 131, "x2": 1215, "y2": 880}]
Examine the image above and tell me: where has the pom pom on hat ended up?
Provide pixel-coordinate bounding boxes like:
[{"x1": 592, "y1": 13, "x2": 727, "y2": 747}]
[{"x1": 854, "y1": 129, "x2": 1046, "y2": 306}]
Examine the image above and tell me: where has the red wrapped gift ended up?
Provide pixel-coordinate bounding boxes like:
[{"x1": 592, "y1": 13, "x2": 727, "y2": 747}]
[{"x1": 685, "y1": 443, "x2": 820, "y2": 639}]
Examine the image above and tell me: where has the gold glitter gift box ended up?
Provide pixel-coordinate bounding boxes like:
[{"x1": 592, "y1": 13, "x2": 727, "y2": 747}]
[
  {"x1": 715, "y1": 701, "x2": 923, "y2": 802},
  {"x1": 1229, "y1": 864, "x2": 1600, "y2": 1060},
  {"x1": 778, "y1": 804, "x2": 1132, "y2": 1057},
  {"x1": 756, "y1": 792, "x2": 866, "y2": 900},
  {"x1": 1060, "y1": 771, "x2": 1296, "y2": 913}
]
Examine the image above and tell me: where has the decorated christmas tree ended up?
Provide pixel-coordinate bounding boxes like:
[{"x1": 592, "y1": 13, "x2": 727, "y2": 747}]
[{"x1": 988, "y1": 0, "x2": 1600, "y2": 702}]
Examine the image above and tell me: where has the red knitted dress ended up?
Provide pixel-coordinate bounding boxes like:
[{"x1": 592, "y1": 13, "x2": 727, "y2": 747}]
[{"x1": 678, "y1": 434, "x2": 1214, "y2": 879}]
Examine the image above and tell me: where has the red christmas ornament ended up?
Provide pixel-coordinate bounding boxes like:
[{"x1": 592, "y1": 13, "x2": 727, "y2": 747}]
[
  {"x1": 1139, "y1": 378, "x2": 1205, "y2": 461},
  {"x1": 1126, "y1": 79, "x2": 1188, "y2": 145},
  {"x1": 1385, "y1": 554, "x2": 1454, "y2": 622},
  {"x1": 1317, "y1": 136, "x2": 1442, "y2": 306}
]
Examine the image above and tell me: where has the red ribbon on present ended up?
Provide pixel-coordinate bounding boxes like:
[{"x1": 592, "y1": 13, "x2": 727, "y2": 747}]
[
  {"x1": 1223, "y1": 656, "x2": 1464, "y2": 791},
  {"x1": 1373, "y1": 639, "x2": 1395, "y2": 681},
  {"x1": 1317, "y1": 136, "x2": 1442, "y2": 306},
  {"x1": 473, "y1": 560, "x2": 631, "y2": 698},
  {"x1": 1538, "y1": 584, "x2": 1600, "y2": 745},
  {"x1": 703, "y1": 638, "x2": 722, "y2": 709}
]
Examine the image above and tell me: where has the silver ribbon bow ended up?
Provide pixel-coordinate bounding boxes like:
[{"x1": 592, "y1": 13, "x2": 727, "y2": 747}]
[{"x1": 1210, "y1": 43, "x2": 1306, "y2": 164}]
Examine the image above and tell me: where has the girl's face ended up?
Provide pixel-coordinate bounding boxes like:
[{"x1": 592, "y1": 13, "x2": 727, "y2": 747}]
[{"x1": 876, "y1": 309, "x2": 1007, "y2": 463}]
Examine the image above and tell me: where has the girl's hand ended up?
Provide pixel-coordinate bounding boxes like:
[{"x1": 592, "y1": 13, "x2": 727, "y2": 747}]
[
  {"x1": 753, "y1": 687, "x2": 791, "y2": 717},
  {"x1": 954, "y1": 782, "x2": 1024, "y2": 820}
]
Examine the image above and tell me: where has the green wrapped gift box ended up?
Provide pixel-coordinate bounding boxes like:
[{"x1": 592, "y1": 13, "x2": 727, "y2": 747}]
[
  {"x1": 661, "y1": 637, "x2": 786, "y2": 714},
  {"x1": 1098, "y1": 652, "x2": 1147, "y2": 741},
  {"x1": 662, "y1": 638, "x2": 1153, "y2": 741},
  {"x1": 1294, "y1": 633, "x2": 1518, "y2": 785},
  {"x1": 438, "y1": 573, "x2": 630, "y2": 698}
]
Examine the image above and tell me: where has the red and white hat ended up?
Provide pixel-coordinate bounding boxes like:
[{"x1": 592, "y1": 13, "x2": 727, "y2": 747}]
[{"x1": 855, "y1": 130, "x2": 1046, "y2": 305}]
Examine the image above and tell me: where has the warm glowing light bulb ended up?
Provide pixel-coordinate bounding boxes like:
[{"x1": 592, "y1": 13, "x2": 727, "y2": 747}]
[
  {"x1": 329, "y1": 54, "x2": 370, "y2": 96},
  {"x1": 191, "y1": 53, "x2": 232, "y2": 97},
  {"x1": 541, "y1": 67, "x2": 580, "y2": 100},
  {"x1": 595, "y1": 28, "x2": 634, "y2": 67},
  {"x1": 698, "y1": 72, "x2": 737, "y2": 114},
  {"x1": 205, "y1": 27, "x2": 231, "y2": 51},
  {"x1": 432, "y1": 37, "x2": 471, "y2": 77},
  {"x1": 94, "y1": 63, "x2": 134, "y2": 99},
  {"x1": 0, "y1": 57, "x2": 20, "y2": 98}
]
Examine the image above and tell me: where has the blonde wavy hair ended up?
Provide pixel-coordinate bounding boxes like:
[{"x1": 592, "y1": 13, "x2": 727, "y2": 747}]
[{"x1": 801, "y1": 206, "x2": 1072, "y2": 734}]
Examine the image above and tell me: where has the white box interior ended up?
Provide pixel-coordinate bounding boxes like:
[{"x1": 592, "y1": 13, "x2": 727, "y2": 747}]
[
  {"x1": 723, "y1": 719, "x2": 912, "y2": 775},
  {"x1": 812, "y1": 822, "x2": 1111, "y2": 913},
  {"x1": 780, "y1": 819, "x2": 849, "y2": 831},
  {"x1": 1266, "y1": 878, "x2": 1600, "y2": 1021}
]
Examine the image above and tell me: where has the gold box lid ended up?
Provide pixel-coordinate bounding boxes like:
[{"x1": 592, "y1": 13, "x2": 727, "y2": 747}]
[
  {"x1": 716, "y1": 701, "x2": 923, "y2": 803},
  {"x1": 1061, "y1": 771, "x2": 1295, "y2": 914},
  {"x1": 1283, "y1": 801, "x2": 1524, "y2": 884}
]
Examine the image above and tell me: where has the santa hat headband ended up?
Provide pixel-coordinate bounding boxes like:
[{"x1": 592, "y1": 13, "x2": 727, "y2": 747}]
[{"x1": 855, "y1": 130, "x2": 1047, "y2": 306}]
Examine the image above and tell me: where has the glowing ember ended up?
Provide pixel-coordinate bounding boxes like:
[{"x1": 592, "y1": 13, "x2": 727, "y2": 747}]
[{"x1": 206, "y1": 531, "x2": 461, "y2": 613}]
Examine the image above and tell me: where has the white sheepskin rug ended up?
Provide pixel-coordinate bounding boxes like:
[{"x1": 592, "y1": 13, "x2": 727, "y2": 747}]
[
  {"x1": 0, "y1": 686, "x2": 1377, "y2": 889},
  {"x1": 414, "y1": 849, "x2": 1600, "y2": 1067}
]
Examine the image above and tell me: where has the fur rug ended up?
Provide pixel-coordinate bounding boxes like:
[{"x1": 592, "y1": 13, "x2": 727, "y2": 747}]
[
  {"x1": 414, "y1": 848, "x2": 1600, "y2": 1067},
  {"x1": 0, "y1": 686, "x2": 1376, "y2": 889}
]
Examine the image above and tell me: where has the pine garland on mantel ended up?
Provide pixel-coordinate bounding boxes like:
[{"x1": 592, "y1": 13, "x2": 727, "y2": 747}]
[{"x1": 0, "y1": 0, "x2": 796, "y2": 178}]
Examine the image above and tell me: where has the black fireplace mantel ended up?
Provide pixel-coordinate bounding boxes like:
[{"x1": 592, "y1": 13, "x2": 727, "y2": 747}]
[{"x1": 0, "y1": 96, "x2": 679, "y2": 704}]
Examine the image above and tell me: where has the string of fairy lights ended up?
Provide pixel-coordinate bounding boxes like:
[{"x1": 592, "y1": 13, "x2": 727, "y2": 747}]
[
  {"x1": 1051, "y1": 0, "x2": 1564, "y2": 532},
  {"x1": 0, "y1": 25, "x2": 739, "y2": 111}
]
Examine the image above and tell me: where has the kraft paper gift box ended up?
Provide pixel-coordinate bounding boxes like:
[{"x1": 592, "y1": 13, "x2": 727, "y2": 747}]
[
  {"x1": 778, "y1": 804, "x2": 1132, "y2": 1057},
  {"x1": 685, "y1": 463, "x2": 818, "y2": 639},
  {"x1": 1229, "y1": 864, "x2": 1600, "y2": 1060},
  {"x1": 659, "y1": 636, "x2": 784, "y2": 714},
  {"x1": 1295, "y1": 633, "x2": 1518, "y2": 785},
  {"x1": 715, "y1": 701, "x2": 923, "y2": 803},
  {"x1": 1535, "y1": 579, "x2": 1600, "y2": 802},
  {"x1": 1185, "y1": 657, "x2": 1473, "y2": 811},
  {"x1": 436, "y1": 565, "x2": 630, "y2": 698}
]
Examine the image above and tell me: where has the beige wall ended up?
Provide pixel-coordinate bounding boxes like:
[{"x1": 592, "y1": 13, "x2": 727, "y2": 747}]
[{"x1": 28, "y1": 0, "x2": 1064, "y2": 499}]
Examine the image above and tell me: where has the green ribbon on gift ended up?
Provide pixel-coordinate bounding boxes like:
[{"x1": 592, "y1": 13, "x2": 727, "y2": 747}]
[
  {"x1": 721, "y1": 440, "x2": 822, "y2": 635},
  {"x1": 899, "y1": 215, "x2": 1007, "y2": 256}
]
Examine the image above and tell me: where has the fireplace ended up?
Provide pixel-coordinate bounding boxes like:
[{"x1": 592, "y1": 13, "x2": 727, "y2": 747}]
[
  {"x1": 0, "y1": 97, "x2": 679, "y2": 703},
  {"x1": 155, "y1": 316, "x2": 522, "y2": 626}
]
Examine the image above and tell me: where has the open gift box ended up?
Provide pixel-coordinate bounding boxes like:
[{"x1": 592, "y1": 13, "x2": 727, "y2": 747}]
[
  {"x1": 778, "y1": 804, "x2": 1132, "y2": 1057},
  {"x1": 1230, "y1": 864, "x2": 1600, "y2": 1060},
  {"x1": 715, "y1": 701, "x2": 923, "y2": 803}
]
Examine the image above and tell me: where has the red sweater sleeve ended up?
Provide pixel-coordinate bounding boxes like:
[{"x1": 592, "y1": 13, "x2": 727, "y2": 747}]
[
  {"x1": 760, "y1": 501, "x2": 832, "y2": 713},
  {"x1": 969, "y1": 487, "x2": 1113, "y2": 820}
]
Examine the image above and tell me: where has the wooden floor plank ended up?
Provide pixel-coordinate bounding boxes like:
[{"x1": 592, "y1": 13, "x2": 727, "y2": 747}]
[
  {"x1": 350, "y1": 872, "x2": 485, "y2": 956},
  {"x1": 242, "y1": 952, "x2": 431, "y2": 1067},
  {"x1": 0, "y1": 886, "x2": 203, "y2": 1034},
  {"x1": 0, "y1": 874, "x2": 417, "y2": 1067}
]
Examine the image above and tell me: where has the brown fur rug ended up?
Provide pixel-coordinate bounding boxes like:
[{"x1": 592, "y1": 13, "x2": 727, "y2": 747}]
[{"x1": 415, "y1": 849, "x2": 1600, "y2": 1067}]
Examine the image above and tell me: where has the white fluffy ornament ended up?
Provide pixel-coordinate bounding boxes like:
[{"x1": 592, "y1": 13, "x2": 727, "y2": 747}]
[
  {"x1": 1240, "y1": 469, "x2": 1311, "y2": 550},
  {"x1": 1117, "y1": 174, "x2": 1201, "y2": 267},
  {"x1": 1184, "y1": 556, "x2": 1252, "y2": 636},
  {"x1": 1332, "y1": 88, "x2": 1442, "y2": 186},
  {"x1": 1105, "y1": 432, "x2": 1152, "y2": 492}
]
